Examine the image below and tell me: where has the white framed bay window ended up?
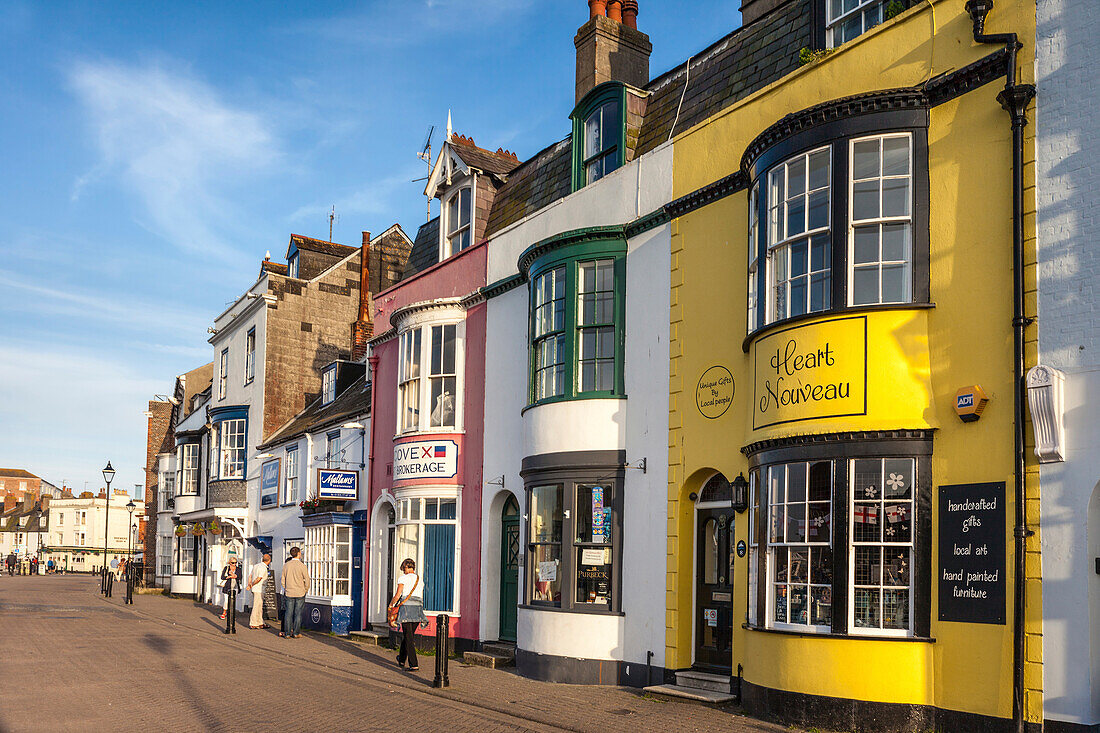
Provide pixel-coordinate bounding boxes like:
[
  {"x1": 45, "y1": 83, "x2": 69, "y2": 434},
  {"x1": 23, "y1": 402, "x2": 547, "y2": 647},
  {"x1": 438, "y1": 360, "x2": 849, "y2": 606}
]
[
  {"x1": 396, "y1": 318, "x2": 463, "y2": 434},
  {"x1": 849, "y1": 133, "x2": 913, "y2": 306},
  {"x1": 394, "y1": 495, "x2": 458, "y2": 614},
  {"x1": 305, "y1": 523, "x2": 351, "y2": 600}
]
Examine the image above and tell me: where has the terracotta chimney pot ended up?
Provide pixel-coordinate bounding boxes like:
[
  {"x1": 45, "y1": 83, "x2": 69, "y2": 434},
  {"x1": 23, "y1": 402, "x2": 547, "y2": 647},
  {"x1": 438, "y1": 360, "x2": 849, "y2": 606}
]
[
  {"x1": 589, "y1": 0, "x2": 607, "y2": 17},
  {"x1": 622, "y1": 0, "x2": 638, "y2": 28},
  {"x1": 607, "y1": 0, "x2": 622, "y2": 22}
]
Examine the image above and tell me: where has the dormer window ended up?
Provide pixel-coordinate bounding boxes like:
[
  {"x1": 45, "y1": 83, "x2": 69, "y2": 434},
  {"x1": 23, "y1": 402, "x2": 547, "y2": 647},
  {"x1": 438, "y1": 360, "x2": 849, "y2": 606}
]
[
  {"x1": 571, "y1": 83, "x2": 626, "y2": 192},
  {"x1": 321, "y1": 365, "x2": 336, "y2": 405},
  {"x1": 288, "y1": 252, "x2": 299, "y2": 279},
  {"x1": 443, "y1": 186, "x2": 472, "y2": 258},
  {"x1": 827, "y1": 0, "x2": 886, "y2": 47}
]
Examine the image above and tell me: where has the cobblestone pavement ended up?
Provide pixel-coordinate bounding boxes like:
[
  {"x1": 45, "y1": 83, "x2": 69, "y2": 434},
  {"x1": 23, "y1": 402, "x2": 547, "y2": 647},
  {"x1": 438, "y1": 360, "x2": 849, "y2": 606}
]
[{"x1": 0, "y1": 575, "x2": 798, "y2": 733}]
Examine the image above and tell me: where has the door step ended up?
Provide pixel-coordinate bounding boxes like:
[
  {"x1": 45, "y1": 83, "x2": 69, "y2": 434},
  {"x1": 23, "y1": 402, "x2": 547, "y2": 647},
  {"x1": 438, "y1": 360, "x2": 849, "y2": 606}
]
[
  {"x1": 674, "y1": 669, "x2": 732, "y2": 693},
  {"x1": 463, "y1": 641, "x2": 515, "y2": 669},
  {"x1": 348, "y1": 630, "x2": 388, "y2": 646},
  {"x1": 642, "y1": 684, "x2": 736, "y2": 704}
]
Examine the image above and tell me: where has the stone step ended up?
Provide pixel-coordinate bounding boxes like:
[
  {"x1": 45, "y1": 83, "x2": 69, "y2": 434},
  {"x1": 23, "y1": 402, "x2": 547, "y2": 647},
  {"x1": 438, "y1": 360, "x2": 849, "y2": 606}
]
[
  {"x1": 481, "y1": 642, "x2": 516, "y2": 658},
  {"x1": 463, "y1": 650, "x2": 515, "y2": 669},
  {"x1": 674, "y1": 670, "x2": 732, "y2": 693},
  {"x1": 349, "y1": 630, "x2": 388, "y2": 645},
  {"x1": 643, "y1": 684, "x2": 737, "y2": 705}
]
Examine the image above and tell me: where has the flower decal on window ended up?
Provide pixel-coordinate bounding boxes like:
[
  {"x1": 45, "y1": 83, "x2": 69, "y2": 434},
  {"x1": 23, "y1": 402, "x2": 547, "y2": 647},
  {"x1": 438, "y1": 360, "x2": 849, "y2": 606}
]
[{"x1": 886, "y1": 473, "x2": 905, "y2": 492}]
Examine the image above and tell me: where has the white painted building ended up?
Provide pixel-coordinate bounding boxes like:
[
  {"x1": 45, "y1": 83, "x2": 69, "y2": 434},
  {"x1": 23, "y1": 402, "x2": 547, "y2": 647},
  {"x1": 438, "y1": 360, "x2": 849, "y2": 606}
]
[
  {"x1": 1034, "y1": 0, "x2": 1100, "y2": 727},
  {"x1": 46, "y1": 494, "x2": 144, "y2": 573}
]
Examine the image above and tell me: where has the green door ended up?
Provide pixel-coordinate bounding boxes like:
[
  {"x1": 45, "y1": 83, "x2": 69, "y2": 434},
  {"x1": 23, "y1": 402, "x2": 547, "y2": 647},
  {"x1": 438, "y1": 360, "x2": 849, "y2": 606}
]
[{"x1": 499, "y1": 497, "x2": 520, "y2": 642}]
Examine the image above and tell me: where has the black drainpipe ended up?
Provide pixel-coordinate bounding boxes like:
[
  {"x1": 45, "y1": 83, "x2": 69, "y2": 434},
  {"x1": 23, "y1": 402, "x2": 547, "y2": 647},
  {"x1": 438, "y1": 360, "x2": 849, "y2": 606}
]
[{"x1": 962, "y1": 3, "x2": 1036, "y2": 733}]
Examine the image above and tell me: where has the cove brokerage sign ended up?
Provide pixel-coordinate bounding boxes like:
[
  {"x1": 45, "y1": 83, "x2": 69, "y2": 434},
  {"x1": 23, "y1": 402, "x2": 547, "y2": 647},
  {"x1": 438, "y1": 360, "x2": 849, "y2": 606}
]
[
  {"x1": 753, "y1": 315, "x2": 867, "y2": 429},
  {"x1": 393, "y1": 440, "x2": 459, "y2": 482}
]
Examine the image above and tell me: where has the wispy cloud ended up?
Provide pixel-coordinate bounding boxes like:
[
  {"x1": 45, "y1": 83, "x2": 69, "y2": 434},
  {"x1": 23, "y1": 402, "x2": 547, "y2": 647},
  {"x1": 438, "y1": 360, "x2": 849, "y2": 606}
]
[{"x1": 68, "y1": 60, "x2": 280, "y2": 264}]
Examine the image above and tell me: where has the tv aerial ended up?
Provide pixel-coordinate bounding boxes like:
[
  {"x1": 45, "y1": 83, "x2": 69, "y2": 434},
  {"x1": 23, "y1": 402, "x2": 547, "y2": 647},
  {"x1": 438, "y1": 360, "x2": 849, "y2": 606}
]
[{"x1": 413, "y1": 125, "x2": 435, "y2": 221}]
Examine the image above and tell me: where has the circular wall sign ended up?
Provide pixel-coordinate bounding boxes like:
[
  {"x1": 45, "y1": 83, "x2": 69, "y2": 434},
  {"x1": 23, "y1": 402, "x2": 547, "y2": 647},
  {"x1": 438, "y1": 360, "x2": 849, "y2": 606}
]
[
  {"x1": 696, "y1": 365, "x2": 735, "y2": 419},
  {"x1": 736, "y1": 539, "x2": 747, "y2": 558},
  {"x1": 311, "y1": 607, "x2": 321, "y2": 624}
]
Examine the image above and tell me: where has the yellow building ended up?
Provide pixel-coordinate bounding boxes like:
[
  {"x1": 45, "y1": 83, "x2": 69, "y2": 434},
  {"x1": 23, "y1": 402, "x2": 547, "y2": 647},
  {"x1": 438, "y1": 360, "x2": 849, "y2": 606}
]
[{"x1": 665, "y1": 0, "x2": 1040, "y2": 729}]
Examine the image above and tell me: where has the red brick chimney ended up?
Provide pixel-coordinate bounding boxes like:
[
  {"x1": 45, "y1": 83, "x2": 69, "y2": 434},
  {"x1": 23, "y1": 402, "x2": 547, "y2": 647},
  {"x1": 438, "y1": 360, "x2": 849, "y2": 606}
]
[
  {"x1": 575, "y1": 0, "x2": 651, "y2": 103},
  {"x1": 352, "y1": 231, "x2": 374, "y2": 361},
  {"x1": 3, "y1": 495, "x2": 15, "y2": 512}
]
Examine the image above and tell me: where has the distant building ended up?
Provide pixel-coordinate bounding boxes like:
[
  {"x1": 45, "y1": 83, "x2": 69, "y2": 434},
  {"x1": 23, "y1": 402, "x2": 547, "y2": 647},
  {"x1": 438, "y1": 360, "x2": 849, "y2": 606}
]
[
  {"x1": 0, "y1": 494, "x2": 49, "y2": 561},
  {"x1": 0, "y1": 468, "x2": 44, "y2": 501},
  {"x1": 45, "y1": 492, "x2": 144, "y2": 573}
]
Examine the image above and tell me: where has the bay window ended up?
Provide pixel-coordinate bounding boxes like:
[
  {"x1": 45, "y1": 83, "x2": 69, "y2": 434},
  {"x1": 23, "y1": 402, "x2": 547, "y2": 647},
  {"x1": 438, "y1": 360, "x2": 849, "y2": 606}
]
[
  {"x1": 396, "y1": 321, "x2": 463, "y2": 433},
  {"x1": 526, "y1": 237, "x2": 625, "y2": 406},
  {"x1": 175, "y1": 535, "x2": 196, "y2": 575},
  {"x1": 443, "y1": 187, "x2": 472, "y2": 257},
  {"x1": 746, "y1": 435, "x2": 930, "y2": 638},
  {"x1": 394, "y1": 496, "x2": 457, "y2": 614},
  {"x1": 746, "y1": 119, "x2": 927, "y2": 335},
  {"x1": 179, "y1": 443, "x2": 200, "y2": 495},
  {"x1": 305, "y1": 523, "x2": 351, "y2": 598},
  {"x1": 523, "y1": 452, "x2": 623, "y2": 612},
  {"x1": 219, "y1": 419, "x2": 246, "y2": 479}
]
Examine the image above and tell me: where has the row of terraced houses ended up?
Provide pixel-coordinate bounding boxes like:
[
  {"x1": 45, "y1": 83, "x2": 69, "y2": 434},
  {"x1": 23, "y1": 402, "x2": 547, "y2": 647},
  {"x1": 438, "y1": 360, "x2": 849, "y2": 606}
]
[{"x1": 141, "y1": 1, "x2": 1100, "y2": 730}]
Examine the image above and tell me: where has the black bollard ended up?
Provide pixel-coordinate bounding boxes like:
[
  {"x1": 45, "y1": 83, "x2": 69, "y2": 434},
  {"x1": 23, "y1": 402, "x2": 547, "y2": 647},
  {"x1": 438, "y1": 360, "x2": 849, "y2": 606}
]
[
  {"x1": 125, "y1": 566, "x2": 134, "y2": 605},
  {"x1": 106, "y1": 571, "x2": 113, "y2": 598},
  {"x1": 224, "y1": 588, "x2": 237, "y2": 634},
  {"x1": 432, "y1": 614, "x2": 450, "y2": 688}
]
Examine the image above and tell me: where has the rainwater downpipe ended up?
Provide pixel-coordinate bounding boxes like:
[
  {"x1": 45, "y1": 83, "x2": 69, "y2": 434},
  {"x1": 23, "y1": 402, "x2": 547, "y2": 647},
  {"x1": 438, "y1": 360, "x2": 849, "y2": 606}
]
[
  {"x1": 962, "y1": 3, "x2": 1036, "y2": 733},
  {"x1": 367, "y1": 355, "x2": 380, "y2": 492}
]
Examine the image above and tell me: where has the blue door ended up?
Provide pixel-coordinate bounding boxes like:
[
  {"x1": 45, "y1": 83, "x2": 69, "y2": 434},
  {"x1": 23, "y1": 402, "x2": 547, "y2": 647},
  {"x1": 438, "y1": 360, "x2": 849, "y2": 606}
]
[{"x1": 351, "y1": 517, "x2": 366, "y2": 632}]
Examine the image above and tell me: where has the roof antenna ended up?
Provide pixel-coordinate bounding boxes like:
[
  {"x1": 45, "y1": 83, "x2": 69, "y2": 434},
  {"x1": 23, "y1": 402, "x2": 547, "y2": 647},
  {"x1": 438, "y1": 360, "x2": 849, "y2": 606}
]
[
  {"x1": 328, "y1": 205, "x2": 339, "y2": 242},
  {"x1": 413, "y1": 125, "x2": 435, "y2": 222}
]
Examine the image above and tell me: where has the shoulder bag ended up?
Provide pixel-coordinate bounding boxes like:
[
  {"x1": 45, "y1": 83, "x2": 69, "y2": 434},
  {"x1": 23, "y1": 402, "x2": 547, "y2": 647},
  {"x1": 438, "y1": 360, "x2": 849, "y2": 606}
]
[{"x1": 388, "y1": 575, "x2": 419, "y2": 629}]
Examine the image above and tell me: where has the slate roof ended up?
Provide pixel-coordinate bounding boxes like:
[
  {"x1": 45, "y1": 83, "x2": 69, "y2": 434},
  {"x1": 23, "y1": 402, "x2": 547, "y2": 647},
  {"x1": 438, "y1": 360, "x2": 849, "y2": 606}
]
[
  {"x1": 262, "y1": 260, "x2": 289, "y2": 276},
  {"x1": 287, "y1": 234, "x2": 357, "y2": 259},
  {"x1": 450, "y1": 135, "x2": 522, "y2": 177},
  {"x1": 483, "y1": 0, "x2": 811, "y2": 237},
  {"x1": 0, "y1": 469, "x2": 39, "y2": 479},
  {"x1": 258, "y1": 377, "x2": 372, "y2": 450},
  {"x1": 403, "y1": 216, "x2": 441, "y2": 279}
]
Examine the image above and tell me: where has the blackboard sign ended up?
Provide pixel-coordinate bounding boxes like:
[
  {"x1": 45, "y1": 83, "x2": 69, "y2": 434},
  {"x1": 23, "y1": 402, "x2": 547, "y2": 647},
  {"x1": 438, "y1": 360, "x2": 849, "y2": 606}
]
[
  {"x1": 938, "y1": 482, "x2": 1006, "y2": 624},
  {"x1": 263, "y1": 567, "x2": 280, "y2": 621}
]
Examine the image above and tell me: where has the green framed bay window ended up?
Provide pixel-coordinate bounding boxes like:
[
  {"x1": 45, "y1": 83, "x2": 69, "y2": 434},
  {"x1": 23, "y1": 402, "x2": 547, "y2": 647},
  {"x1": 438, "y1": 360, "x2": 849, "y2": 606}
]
[
  {"x1": 571, "y1": 83, "x2": 627, "y2": 191},
  {"x1": 522, "y1": 227, "x2": 627, "y2": 407}
]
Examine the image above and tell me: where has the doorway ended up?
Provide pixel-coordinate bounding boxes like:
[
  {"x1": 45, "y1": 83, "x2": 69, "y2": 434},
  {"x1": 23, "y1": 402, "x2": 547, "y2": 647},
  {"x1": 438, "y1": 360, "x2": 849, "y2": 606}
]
[
  {"x1": 694, "y1": 474, "x2": 734, "y2": 673},
  {"x1": 499, "y1": 495, "x2": 520, "y2": 642}
]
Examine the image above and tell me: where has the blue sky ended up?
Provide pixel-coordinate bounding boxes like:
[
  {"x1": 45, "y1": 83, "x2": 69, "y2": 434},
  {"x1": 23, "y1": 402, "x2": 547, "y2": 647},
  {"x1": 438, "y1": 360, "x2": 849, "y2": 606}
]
[{"x1": 0, "y1": 1, "x2": 741, "y2": 496}]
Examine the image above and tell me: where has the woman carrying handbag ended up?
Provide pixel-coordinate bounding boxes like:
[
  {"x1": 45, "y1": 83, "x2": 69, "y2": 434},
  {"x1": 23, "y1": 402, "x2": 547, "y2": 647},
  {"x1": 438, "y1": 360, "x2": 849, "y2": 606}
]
[{"x1": 388, "y1": 558, "x2": 427, "y2": 671}]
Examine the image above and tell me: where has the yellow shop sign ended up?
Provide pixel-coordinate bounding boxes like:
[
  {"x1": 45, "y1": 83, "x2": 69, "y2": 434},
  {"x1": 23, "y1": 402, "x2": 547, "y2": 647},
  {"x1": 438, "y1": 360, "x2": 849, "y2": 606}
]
[{"x1": 753, "y1": 315, "x2": 867, "y2": 429}]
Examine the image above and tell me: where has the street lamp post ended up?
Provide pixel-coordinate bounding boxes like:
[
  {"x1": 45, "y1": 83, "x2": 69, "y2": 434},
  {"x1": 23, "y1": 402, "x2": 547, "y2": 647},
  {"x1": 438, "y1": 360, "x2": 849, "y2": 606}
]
[
  {"x1": 101, "y1": 461, "x2": 115, "y2": 595},
  {"x1": 125, "y1": 499, "x2": 136, "y2": 605}
]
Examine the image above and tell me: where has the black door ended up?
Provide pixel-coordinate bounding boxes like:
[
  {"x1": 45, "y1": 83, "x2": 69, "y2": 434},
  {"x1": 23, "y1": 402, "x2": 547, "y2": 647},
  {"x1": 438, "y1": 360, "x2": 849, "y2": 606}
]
[{"x1": 694, "y1": 508, "x2": 733, "y2": 672}]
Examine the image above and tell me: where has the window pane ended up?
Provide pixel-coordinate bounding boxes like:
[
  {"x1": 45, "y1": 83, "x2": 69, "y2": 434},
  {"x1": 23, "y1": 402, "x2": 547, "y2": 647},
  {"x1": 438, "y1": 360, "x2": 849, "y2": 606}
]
[
  {"x1": 809, "y1": 149, "x2": 830, "y2": 190},
  {"x1": 853, "y1": 226, "x2": 879, "y2": 264},
  {"x1": 882, "y1": 137, "x2": 910, "y2": 176},
  {"x1": 808, "y1": 189, "x2": 829, "y2": 231},
  {"x1": 577, "y1": 485, "x2": 611, "y2": 543},
  {"x1": 882, "y1": 223, "x2": 909, "y2": 262},
  {"x1": 854, "y1": 587, "x2": 881, "y2": 628},
  {"x1": 881, "y1": 264, "x2": 908, "y2": 303},
  {"x1": 852, "y1": 180, "x2": 880, "y2": 220},
  {"x1": 424, "y1": 523, "x2": 455, "y2": 612},
  {"x1": 811, "y1": 545, "x2": 833, "y2": 584},
  {"x1": 882, "y1": 178, "x2": 910, "y2": 217},
  {"x1": 530, "y1": 485, "x2": 562, "y2": 543},
  {"x1": 884, "y1": 459, "x2": 914, "y2": 498},
  {"x1": 853, "y1": 139, "x2": 880, "y2": 179},
  {"x1": 884, "y1": 589, "x2": 909, "y2": 629},
  {"x1": 531, "y1": 543, "x2": 561, "y2": 604},
  {"x1": 853, "y1": 503, "x2": 881, "y2": 542},
  {"x1": 788, "y1": 156, "x2": 806, "y2": 196},
  {"x1": 787, "y1": 195, "x2": 806, "y2": 238},
  {"x1": 703, "y1": 519, "x2": 718, "y2": 584},
  {"x1": 459, "y1": 187, "x2": 471, "y2": 227},
  {"x1": 576, "y1": 547, "x2": 612, "y2": 604},
  {"x1": 585, "y1": 109, "x2": 601, "y2": 159},
  {"x1": 852, "y1": 267, "x2": 879, "y2": 305},
  {"x1": 600, "y1": 101, "x2": 618, "y2": 158}
]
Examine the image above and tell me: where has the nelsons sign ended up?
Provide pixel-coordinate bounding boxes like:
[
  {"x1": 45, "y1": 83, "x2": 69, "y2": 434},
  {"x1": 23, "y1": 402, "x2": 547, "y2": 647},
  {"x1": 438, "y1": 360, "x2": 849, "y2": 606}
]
[
  {"x1": 752, "y1": 315, "x2": 867, "y2": 429},
  {"x1": 393, "y1": 440, "x2": 459, "y2": 482}
]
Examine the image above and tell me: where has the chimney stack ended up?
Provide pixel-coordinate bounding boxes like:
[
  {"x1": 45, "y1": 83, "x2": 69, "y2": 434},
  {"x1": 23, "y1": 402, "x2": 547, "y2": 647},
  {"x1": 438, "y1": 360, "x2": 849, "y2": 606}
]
[
  {"x1": 575, "y1": 0, "x2": 651, "y2": 103},
  {"x1": 352, "y1": 231, "x2": 374, "y2": 361}
]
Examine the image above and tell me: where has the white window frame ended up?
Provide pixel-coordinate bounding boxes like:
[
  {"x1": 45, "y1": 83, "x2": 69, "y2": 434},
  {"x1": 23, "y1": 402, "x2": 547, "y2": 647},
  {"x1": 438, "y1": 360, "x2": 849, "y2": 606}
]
[
  {"x1": 441, "y1": 184, "x2": 474, "y2": 260},
  {"x1": 583, "y1": 99, "x2": 620, "y2": 185},
  {"x1": 766, "y1": 147, "x2": 832, "y2": 325},
  {"x1": 826, "y1": 0, "x2": 886, "y2": 48},
  {"x1": 747, "y1": 183, "x2": 760, "y2": 333},
  {"x1": 218, "y1": 419, "x2": 246, "y2": 479},
  {"x1": 393, "y1": 491, "x2": 461, "y2": 615},
  {"x1": 847, "y1": 133, "x2": 914, "y2": 306},
  {"x1": 180, "y1": 443, "x2": 200, "y2": 495},
  {"x1": 321, "y1": 366, "x2": 336, "y2": 405},
  {"x1": 175, "y1": 535, "x2": 196, "y2": 575},
  {"x1": 284, "y1": 446, "x2": 299, "y2": 505},
  {"x1": 848, "y1": 457, "x2": 915, "y2": 637},
  {"x1": 58, "y1": 513, "x2": 64, "y2": 526},
  {"x1": 245, "y1": 328, "x2": 256, "y2": 384},
  {"x1": 158, "y1": 536, "x2": 172, "y2": 577},
  {"x1": 326, "y1": 431, "x2": 342, "y2": 469},
  {"x1": 304, "y1": 524, "x2": 352, "y2": 601},
  {"x1": 395, "y1": 319, "x2": 465, "y2": 435},
  {"x1": 288, "y1": 252, "x2": 299, "y2": 279},
  {"x1": 218, "y1": 348, "x2": 228, "y2": 400}
]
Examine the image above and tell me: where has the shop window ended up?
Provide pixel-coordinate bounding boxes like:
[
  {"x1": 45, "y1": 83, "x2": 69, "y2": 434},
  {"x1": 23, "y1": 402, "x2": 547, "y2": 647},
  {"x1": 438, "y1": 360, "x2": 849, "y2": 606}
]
[
  {"x1": 747, "y1": 437, "x2": 930, "y2": 638},
  {"x1": 571, "y1": 84, "x2": 625, "y2": 191},
  {"x1": 747, "y1": 124, "x2": 925, "y2": 335},
  {"x1": 528, "y1": 485, "x2": 563, "y2": 606},
  {"x1": 397, "y1": 322, "x2": 463, "y2": 433},
  {"x1": 179, "y1": 443, "x2": 200, "y2": 495},
  {"x1": 443, "y1": 187, "x2": 473, "y2": 258},
  {"x1": 827, "y1": 0, "x2": 886, "y2": 47},
  {"x1": 284, "y1": 446, "x2": 299, "y2": 505},
  {"x1": 528, "y1": 251, "x2": 625, "y2": 406},
  {"x1": 304, "y1": 524, "x2": 352, "y2": 599},
  {"x1": 394, "y1": 496, "x2": 457, "y2": 614},
  {"x1": 767, "y1": 461, "x2": 833, "y2": 630}
]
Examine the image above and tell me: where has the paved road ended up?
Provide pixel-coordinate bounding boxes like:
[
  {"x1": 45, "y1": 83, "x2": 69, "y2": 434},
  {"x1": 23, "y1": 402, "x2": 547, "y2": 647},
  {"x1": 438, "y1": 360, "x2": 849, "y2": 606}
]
[{"x1": 0, "y1": 575, "x2": 794, "y2": 732}]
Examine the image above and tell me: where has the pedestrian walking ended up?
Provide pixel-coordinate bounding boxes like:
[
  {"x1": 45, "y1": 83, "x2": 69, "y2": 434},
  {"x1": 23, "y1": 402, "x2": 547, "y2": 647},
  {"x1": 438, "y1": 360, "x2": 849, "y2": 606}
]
[
  {"x1": 5, "y1": 553, "x2": 13, "y2": 576},
  {"x1": 388, "y1": 558, "x2": 427, "y2": 672},
  {"x1": 46, "y1": 558, "x2": 54, "y2": 574},
  {"x1": 279, "y1": 547, "x2": 310, "y2": 638},
  {"x1": 248, "y1": 554, "x2": 271, "y2": 629},
  {"x1": 220, "y1": 556, "x2": 242, "y2": 634}
]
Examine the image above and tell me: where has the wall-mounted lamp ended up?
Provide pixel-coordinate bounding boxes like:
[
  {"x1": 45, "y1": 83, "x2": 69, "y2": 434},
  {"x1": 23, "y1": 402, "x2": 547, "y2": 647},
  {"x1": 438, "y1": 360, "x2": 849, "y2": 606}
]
[
  {"x1": 1026, "y1": 365, "x2": 1066, "y2": 463},
  {"x1": 342, "y1": 422, "x2": 365, "y2": 430},
  {"x1": 255, "y1": 452, "x2": 274, "y2": 460},
  {"x1": 732, "y1": 473, "x2": 749, "y2": 513}
]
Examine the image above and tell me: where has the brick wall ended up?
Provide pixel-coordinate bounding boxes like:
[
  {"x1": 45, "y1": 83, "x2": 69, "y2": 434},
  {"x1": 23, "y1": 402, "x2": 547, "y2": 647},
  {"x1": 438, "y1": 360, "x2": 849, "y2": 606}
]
[{"x1": 143, "y1": 400, "x2": 173, "y2": 585}]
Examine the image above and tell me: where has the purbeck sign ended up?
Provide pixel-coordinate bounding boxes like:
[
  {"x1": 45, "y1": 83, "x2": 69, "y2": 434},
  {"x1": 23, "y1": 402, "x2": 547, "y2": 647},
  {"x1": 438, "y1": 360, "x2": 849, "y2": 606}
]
[
  {"x1": 393, "y1": 440, "x2": 459, "y2": 481},
  {"x1": 317, "y1": 469, "x2": 358, "y2": 501}
]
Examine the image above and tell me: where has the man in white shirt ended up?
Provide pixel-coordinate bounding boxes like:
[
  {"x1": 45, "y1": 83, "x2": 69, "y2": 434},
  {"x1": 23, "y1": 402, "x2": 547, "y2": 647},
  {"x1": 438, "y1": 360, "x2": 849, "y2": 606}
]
[{"x1": 248, "y1": 554, "x2": 272, "y2": 629}]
